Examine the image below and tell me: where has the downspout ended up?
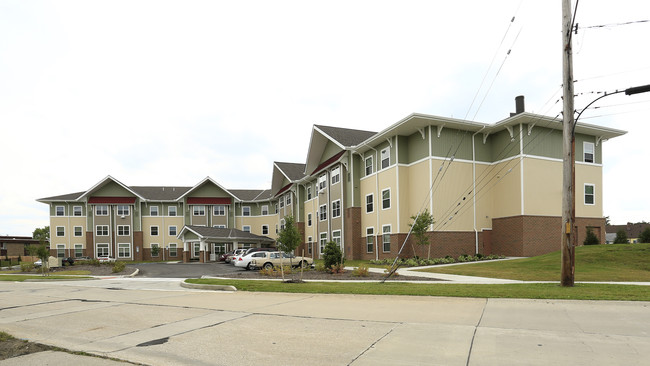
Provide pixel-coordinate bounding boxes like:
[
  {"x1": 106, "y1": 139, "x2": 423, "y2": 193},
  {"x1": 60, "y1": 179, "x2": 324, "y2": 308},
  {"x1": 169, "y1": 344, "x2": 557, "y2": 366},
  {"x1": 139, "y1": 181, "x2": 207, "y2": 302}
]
[
  {"x1": 472, "y1": 126, "x2": 486, "y2": 255},
  {"x1": 366, "y1": 145, "x2": 380, "y2": 260}
]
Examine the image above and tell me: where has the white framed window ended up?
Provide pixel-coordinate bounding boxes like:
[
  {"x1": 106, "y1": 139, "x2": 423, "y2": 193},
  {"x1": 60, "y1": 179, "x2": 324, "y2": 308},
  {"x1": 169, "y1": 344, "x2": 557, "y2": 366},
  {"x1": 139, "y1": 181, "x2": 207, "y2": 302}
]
[
  {"x1": 214, "y1": 205, "x2": 225, "y2": 216},
  {"x1": 331, "y1": 166, "x2": 340, "y2": 185},
  {"x1": 193, "y1": 205, "x2": 205, "y2": 216},
  {"x1": 150, "y1": 226, "x2": 159, "y2": 236},
  {"x1": 56, "y1": 206, "x2": 65, "y2": 216},
  {"x1": 96, "y1": 243, "x2": 109, "y2": 257},
  {"x1": 169, "y1": 225, "x2": 177, "y2": 236},
  {"x1": 96, "y1": 205, "x2": 108, "y2": 216},
  {"x1": 307, "y1": 185, "x2": 312, "y2": 200},
  {"x1": 584, "y1": 184, "x2": 595, "y2": 205},
  {"x1": 319, "y1": 232, "x2": 327, "y2": 255},
  {"x1": 261, "y1": 205, "x2": 269, "y2": 215},
  {"x1": 332, "y1": 230, "x2": 341, "y2": 247},
  {"x1": 382, "y1": 225, "x2": 391, "y2": 252},
  {"x1": 366, "y1": 227, "x2": 374, "y2": 253},
  {"x1": 262, "y1": 225, "x2": 269, "y2": 235},
  {"x1": 584, "y1": 142, "x2": 595, "y2": 163},
  {"x1": 280, "y1": 219, "x2": 286, "y2": 231},
  {"x1": 74, "y1": 226, "x2": 83, "y2": 237},
  {"x1": 382, "y1": 189, "x2": 391, "y2": 210},
  {"x1": 117, "y1": 205, "x2": 129, "y2": 216},
  {"x1": 96, "y1": 225, "x2": 108, "y2": 236},
  {"x1": 242, "y1": 206, "x2": 251, "y2": 216},
  {"x1": 275, "y1": 204, "x2": 278, "y2": 214},
  {"x1": 307, "y1": 213, "x2": 312, "y2": 227},
  {"x1": 56, "y1": 244, "x2": 65, "y2": 258},
  {"x1": 118, "y1": 243, "x2": 131, "y2": 258},
  {"x1": 56, "y1": 226, "x2": 64, "y2": 236},
  {"x1": 319, "y1": 204, "x2": 327, "y2": 221},
  {"x1": 365, "y1": 156, "x2": 373, "y2": 175},
  {"x1": 169, "y1": 243, "x2": 178, "y2": 257},
  {"x1": 117, "y1": 225, "x2": 130, "y2": 236},
  {"x1": 280, "y1": 196, "x2": 285, "y2": 208},
  {"x1": 73, "y1": 206, "x2": 82, "y2": 216},
  {"x1": 286, "y1": 194, "x2": 291, "y2": 205},
  {"x1": 381, "y1": 147, "x2": 390, "y2": 169},
  {"x1": 74, "y1": 244, "x2": 83, "y2": 258},
  {"x1": 151, "y1": 243, "x2": 159, "y2": 257},
  {"x1": 150, "y1": 206, "x2": 159, "y2": 216},
  {"x1": 366, "y1": 194, "x2": 374, "y2": 213},
  {"x1": 332, "y1": 200, "x2": 341, "y2": 218},
  {"x1": 318, "y1": 174, "x2": 327, "y2": 191},
  {"x1": 213, "y1": 225, "x2": 226, "y2": 228},
  {"x1": 243, "y1": 225, "x2": 251, "y2": 233},
  {"x1": 168, "y1": 206, "x2": 177, "y2": 216},
  {"x1": 307, "y1": 236, "x2": 313, "y2": 255}
]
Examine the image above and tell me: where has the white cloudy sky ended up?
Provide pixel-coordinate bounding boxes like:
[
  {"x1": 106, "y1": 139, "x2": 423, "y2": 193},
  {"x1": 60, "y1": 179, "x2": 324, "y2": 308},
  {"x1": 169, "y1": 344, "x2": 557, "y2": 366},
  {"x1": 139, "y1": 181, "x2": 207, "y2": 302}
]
[{"x1": 1, "y1": 0, "x2": 649, "y2": 236}]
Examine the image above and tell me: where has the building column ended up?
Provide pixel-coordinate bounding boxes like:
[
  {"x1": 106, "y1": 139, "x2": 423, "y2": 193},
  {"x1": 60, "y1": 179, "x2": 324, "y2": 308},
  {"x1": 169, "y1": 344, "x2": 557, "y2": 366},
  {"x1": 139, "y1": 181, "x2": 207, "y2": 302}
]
[
  {"x1": 183, "y1": 241, "x2": 190, "y2": 263},
  {"x1": 199, "y1": 239, "x2": 206, "y2": 263}
]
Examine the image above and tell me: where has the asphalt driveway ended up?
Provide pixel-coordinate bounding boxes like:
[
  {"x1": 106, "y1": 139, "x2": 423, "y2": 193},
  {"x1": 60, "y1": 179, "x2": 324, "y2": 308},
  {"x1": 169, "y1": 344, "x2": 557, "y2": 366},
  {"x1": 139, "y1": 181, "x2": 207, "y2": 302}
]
[{"x1": 135, "y1": 261, "x2": 244, "y2": 278}]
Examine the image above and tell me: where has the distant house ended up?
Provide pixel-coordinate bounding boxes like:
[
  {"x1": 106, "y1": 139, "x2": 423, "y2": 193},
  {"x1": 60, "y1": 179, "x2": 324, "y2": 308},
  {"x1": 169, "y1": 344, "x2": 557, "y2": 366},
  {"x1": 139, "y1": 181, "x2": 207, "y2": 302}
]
[
  {"x1": 0, "y1": 236, "x2": 42, "y2": 258},
  {"x1": 606, "y1": 223, "x2": 650, "y2": 243}
]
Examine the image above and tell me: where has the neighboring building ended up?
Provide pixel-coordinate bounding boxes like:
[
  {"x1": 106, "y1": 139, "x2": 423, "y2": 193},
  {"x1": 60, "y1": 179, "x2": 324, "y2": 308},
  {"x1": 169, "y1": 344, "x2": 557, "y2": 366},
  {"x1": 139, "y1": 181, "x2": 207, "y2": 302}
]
[
  {"x1": 0, "y1": 236, "x2": 42, "y2": 258},
  {"x1": 38, "y1": 97, "x2": 625, "y2": 260},
  {"x1": 606, "y1": 222, "x2": 650, "y2": 243}
]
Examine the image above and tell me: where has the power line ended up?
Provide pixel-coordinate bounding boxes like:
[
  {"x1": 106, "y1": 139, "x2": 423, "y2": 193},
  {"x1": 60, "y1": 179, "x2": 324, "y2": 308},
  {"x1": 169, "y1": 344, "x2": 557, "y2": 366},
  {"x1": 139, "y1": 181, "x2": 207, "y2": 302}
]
[{"x1": 579, "y1": 19, "x2": 649, "y2": 30}]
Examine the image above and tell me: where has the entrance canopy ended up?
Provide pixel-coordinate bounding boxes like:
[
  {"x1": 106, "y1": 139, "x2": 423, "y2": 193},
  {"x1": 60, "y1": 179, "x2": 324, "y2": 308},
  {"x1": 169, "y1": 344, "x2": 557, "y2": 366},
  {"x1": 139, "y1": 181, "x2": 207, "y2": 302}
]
[{"x1": 178, "y1": 225, "x2": 275, "y2": 246}]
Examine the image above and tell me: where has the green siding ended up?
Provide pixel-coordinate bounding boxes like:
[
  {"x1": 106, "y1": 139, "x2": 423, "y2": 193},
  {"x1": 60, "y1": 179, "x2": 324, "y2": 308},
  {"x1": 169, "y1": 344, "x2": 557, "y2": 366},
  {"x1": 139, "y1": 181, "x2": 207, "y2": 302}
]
[
  {"x1": 320, "y1": 141, "x2": 343, "y2": 164},
  {"x1": 523, "y1": 125, "x2": 562, "y2": 160},
  {"x1": 473, "y1": 134, "x2": 491, "y2": 163},
  {"x1": 93, "y1": 181, "x2": 134, "y2": 197},
  {"x1": 431, "y1": 128, "x2": 473, "y2": 161},
  {"x1": 576, "y1": 134, "x2": 602, "y2": 164},
  {"x1": 403, "y1": 131, "x2": 429, "y2": 164},
  {"x1": 489, "y1": 129, "x2": 518, "y2": 162},
  {"x1": 190, "y1": 182, "x2": 231, "y2": 197}
]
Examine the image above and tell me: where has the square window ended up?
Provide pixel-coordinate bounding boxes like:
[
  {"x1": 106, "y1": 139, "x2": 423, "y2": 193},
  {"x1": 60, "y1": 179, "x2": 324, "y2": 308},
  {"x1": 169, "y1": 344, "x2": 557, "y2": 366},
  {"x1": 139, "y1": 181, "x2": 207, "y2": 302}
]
[
  {"x1": 169, "y1": 244, "x2": 178, "y2": 257},
  {"x1": 74, "y1": 226, "x2": 83, "y2": 237},
  {"x1": 319, "y1": 233, "x2": 327, "y2": 255},
  {"x1": 56, "y1": 226, "x2": 65, "y2": 237},
  {"x1": 117, "y1": 205, "x2": 129, "y2": 216},
  {"x1": 96, "y1": 243, "x2": 109, "y2": 257},
  {"x1": 74, "y1": 244, "x2": 83, "y2": 258},
  {"x1": 242, "y1": 206, "x2": 251, "y2": 216},
  {"x1": 169, "y1": 226, "x2": 177, "y2": 236},
  {"x1": 96, "y1": 205, "x2": 108, "y2": 216},
  {"x1": 73, "y1": 206, "x2": 82, "y2": 216},
  {"x1": 262, "y1": 225, "x2": 269, "y2": 235},
  {"x1": 382, "y1": 189, "x2": 391, "y2": 209},
  {"x1": 56, "y1": 244, "x2": 65, "y2": 258},
  {"x1": 261, "y1": 205, "x2": 269, "y2": 215},
  {"x1": 118, "y1": 225, "x2": 130, "y2": 236},
  {"x1": 193, "y1": 205, "x2": 205, "y2": 216},
  {"x1": 243, "y1": 225, "x2": 251, "y2": 233},
  {"x1": 56, "y1": 206, "x2": 65, "y2": 216},
  {"x1": 150, "y1": 226, "x2": 159, "y2": 236},
  {"x1": 96, "y1": 225, "x2": 109, "y2": 236},
  {"x1": 168, "y1": 206, "x2": 177, "y2": 216},
  {"x1": 150, "y1": 206, "x2": 159, "y2": 216},
  {"x1": 118, "y1": 243, "x2": 131, "y2": 258},
  {"x1": 214, "y1": 205, "x2": 225, "y2": 216}
]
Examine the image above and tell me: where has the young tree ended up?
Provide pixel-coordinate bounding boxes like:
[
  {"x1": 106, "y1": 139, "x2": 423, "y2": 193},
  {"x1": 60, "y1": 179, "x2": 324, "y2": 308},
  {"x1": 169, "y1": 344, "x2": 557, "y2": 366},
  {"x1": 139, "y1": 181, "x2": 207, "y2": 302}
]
[
  {"x1": 32, "y1": 226, "x2": 50, "y2": 243},
  {"x1": 323, "y1": 241, "x2": 344, "y2": 270},
  {"x1": 408, "y1": 209, "x2": 435, "y2": 259},
  {"x1": 276, "y1": 216, "x2": 301, "y2": 268},
  {"x1": 613, "y1": 230, "x2": 628, "y2": 244},
  {"x1": 583, "y1": 227, "x2": 600, "y2": 245},
  {"x1": 30, "y1": 226, "x2": 51, "y2": 276},
  {"x1": 638, "y1": 227, "x2": 650, "y2": 243}
]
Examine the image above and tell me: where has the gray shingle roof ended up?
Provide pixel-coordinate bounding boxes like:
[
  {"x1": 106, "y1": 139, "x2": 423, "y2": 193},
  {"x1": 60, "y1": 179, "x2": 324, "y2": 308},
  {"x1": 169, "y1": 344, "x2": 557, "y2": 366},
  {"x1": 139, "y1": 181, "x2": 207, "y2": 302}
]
[
  {"x1": 185, "y1": 225, "x2": 274, "y2": 242},
  {"x1": 275, "y1": 162, "x2": 306, "y2": 181},
  {"x1": 314, "y1": 125, "x2": 376, "y2": 147},
  {"x1": 229, "y1": 189, "x2": 273, "y2": 201},
  {"x1": 131, "y1": 186, "x2": 191, "y2": 201},
  {"x1": 37, "y1": 192, "x2": 86, "y2": 202}
]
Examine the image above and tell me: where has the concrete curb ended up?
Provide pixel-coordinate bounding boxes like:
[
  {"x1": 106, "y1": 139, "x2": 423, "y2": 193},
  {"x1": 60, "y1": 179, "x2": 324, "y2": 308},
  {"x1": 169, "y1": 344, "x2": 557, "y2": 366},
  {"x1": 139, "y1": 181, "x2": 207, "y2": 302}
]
[{"x1": 180, "y1": 281, "x2": 237, "y2": 291}]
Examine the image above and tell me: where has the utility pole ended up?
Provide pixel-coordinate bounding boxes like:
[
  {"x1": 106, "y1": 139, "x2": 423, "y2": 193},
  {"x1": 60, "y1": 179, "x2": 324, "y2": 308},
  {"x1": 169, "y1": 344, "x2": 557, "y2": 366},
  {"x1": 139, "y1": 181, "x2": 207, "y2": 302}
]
[{"x1": 561, "y1": 0, "x2": 576, "y2": 287}]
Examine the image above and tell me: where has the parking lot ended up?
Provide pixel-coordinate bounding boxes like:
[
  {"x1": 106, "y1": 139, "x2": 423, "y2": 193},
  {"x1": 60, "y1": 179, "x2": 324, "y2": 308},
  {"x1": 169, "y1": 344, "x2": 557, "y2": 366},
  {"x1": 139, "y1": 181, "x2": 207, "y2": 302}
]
[{"x1": 136, "y1": 261, "x2": 245, "y2": 278}]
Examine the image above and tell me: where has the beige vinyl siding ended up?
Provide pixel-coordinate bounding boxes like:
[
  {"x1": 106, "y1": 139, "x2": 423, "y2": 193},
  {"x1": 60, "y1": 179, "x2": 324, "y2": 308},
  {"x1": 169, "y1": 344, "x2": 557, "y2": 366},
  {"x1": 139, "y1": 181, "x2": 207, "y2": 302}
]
[
  {"x1": 575, "y1": 164, "x2": 603, "y2": 217},
  {"x1": 489, "y1": 158, "x2": 522, "y2": 219},
  {"x1": 523, "y1": 158, "x2": 562, "y2": 216}
]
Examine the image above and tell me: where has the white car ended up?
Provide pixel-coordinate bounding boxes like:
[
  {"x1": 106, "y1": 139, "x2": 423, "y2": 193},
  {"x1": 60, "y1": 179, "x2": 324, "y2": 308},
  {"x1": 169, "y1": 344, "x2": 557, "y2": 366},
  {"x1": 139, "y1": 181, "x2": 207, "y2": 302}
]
[
  {"x1": 234, "y1": 251, "x2": 271, "y2": 270},
  {"x1": 34, "y1": 259, "x2": 43, "y2": 267},
  {"x1": 97, "y1": 256, "x2": 116, "y2": 263},
  {"x1": 229, "y1": 249, "x2": 247, "y2": 265}
]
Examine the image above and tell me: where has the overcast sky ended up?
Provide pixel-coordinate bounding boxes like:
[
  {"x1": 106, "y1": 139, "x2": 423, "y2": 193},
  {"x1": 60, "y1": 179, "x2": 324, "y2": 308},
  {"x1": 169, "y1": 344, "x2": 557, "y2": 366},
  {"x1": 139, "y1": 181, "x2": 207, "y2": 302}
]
[{"x1": 1, "y1": 0, "x2": 649, "y2": 236}]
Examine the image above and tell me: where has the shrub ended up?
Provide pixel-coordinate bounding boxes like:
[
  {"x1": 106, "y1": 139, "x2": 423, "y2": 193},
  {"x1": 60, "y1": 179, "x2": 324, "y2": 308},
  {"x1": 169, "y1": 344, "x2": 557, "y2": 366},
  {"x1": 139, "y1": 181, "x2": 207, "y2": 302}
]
[
  {"x1": 112, "y1": 261, "x2": 126, "y2": 273},
  {"x1": 89, "y1": 259, "x2": 100, "y2": 266},
  {"x1": 613, "y1": 230, "x2": 628, "y2": 244},
  {"x1": 20, "y1": 263, "x2": 34, "y2": 272},
  {"x1": 638, "y1": 227, "x2": 650, "y2": 244},
  {"x1": 323, "y1": 241, "x2": 344, "y2": 269},
  {"x1": 351, "y1": 264, "x2": 369, "y2": 277},
  {"x1": 328, "y1": 263, "x2": 345, "y2": 274},
  {"x1": 584, "y1": 228, "x2": 600, "y2": 245},
  {"x1": 315, "y1": 262, "x2": 327, "y2": 272}
]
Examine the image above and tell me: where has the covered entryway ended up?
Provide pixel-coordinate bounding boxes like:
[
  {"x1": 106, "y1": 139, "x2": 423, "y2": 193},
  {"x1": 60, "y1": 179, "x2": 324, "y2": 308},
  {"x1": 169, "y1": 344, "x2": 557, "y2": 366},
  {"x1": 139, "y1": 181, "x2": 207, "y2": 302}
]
[{"x1": 177, "y1": 225, "x2": 275, "y2": 263}]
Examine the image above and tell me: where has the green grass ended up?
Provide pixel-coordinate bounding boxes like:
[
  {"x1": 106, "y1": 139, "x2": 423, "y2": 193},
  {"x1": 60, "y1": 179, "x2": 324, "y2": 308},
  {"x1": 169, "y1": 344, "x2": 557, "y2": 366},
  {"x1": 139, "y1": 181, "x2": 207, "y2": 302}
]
[
  {"x1": 185, "y1": 278, "x2": 650, "y2": 301},
  {"x1": 416, "y1": 243, "x2": 650, "y2": 281}
]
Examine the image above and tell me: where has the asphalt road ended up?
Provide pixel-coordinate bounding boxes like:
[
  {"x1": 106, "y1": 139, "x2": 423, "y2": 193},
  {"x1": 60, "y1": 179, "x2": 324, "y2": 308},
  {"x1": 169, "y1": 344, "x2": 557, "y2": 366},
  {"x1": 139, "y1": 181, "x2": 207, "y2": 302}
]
[{"x1": 136, "y1": 261, "x2": 245, "y2": 278}]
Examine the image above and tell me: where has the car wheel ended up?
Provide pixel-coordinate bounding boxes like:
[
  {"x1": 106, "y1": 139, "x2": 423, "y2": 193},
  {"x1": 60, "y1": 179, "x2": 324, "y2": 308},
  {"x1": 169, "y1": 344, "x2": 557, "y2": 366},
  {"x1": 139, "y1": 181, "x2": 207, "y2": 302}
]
[
  {"x1": 263, "y1": 262, "x2": 273, "y2": 270},
  {"x1": 245, "y1": 263, "x2": 251, "y2": 270},
  {"x1": 299, "y1": 260, "x2": 308, "y2": 268}
]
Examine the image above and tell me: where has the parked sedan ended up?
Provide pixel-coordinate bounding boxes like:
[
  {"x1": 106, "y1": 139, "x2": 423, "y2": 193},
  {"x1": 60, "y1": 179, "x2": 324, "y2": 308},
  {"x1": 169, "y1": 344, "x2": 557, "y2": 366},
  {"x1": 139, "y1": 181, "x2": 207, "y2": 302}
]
[
  {"x1": 97, "y1": 256, "x2": 116, "y2": 263},
  {"x1": 219, "y1": 251, "x2": 234, "y2": 262},
  {"x1": 234, "y1": 251, "x2": 273, "y2": 270},
  {"x1": 227, "y1": 249, "x2": 247, "y2": 264},
  {"x1": 250, "y1": 251, "x2": 314, "y2": 270}
]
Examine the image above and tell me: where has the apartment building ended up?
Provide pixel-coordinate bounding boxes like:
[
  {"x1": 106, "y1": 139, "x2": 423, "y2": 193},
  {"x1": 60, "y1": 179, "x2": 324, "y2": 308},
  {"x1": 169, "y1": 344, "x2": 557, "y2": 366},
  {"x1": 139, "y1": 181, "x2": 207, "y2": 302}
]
[{"x1": 38, "y1": 98, "x2": 625, "y2": 260}]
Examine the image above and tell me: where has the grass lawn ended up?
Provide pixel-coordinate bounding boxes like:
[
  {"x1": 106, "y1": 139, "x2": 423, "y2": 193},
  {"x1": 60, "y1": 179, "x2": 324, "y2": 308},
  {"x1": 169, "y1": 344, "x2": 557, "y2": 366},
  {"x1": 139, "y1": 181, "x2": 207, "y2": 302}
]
[
  {"x1": 416, "y1": 243, "x2": 650, "y2": 282},
  {"x1": 186, "y1": 278, "x2": 650, "y2": 301}
]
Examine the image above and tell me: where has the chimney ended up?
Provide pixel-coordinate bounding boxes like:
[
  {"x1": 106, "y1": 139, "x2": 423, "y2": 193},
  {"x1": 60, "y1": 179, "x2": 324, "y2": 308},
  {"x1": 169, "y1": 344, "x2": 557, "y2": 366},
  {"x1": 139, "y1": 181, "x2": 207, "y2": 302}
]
[{"x1": 515, "y1": 95, "x2": 525, "y2": 114}]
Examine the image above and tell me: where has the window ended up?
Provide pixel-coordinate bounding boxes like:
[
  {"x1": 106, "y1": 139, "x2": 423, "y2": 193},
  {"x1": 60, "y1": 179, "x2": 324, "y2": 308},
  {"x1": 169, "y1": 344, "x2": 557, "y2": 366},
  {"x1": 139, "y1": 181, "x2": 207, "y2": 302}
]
[
  {"x1": 117, "y1": 225, "x2": 130, "y2": 236},
  {"x1": 96, "y1": 225, "x2": 108, "y2": 236},
  {"x1": 286, "y1": 194, "x2": 291, "y2": 205},
  {"x1": 193, "y1": 205, "x2": 205, "y2": 216},
  {"x1": 169, "y1": 226, "x2": 177, "y2": 236},
  {"x1": 279, "y1": 196, "x2": 285, "y2": 208},
  {"x1": 381, "y1": 148, "x2": 390, "y2": 169},
  {"x1": 262, "y1": 225, "x2": 269, "y2": 235},
  {"x1": 150, "y1": 206, "x2": 159, "y2": 216},
  {"x1": 366, "y1": 194, "x2": 374, "y2": 213},
  {"x1": 169, "y1": 243, "x2": 178, "y2": 257},
  {"x1": 280, "y1": 219, "x2": 285, "y2": 231},
  {"x1": 118, "y1": 243, "x2": 131, "y2": 258},
  {"x1": 243, "y1": 225, "x2": 251, "y2": 233},
  {"x1": 57, "y1": 244, "x2": 65, "y2": 258},
  {"x1": 150, "y1": 226, "x2": 159, "y2": 236},
  {"x1": 261, "y1": 205, "x2": 269, "y2": 215},
  {"x1": 73, "y1": 206, "x2": 82, "y2": 216},
  {"x1": 319, "y1": 204, "x2": 327, "y2": 221},
  {"x1": 365, "y1": 156, "x2": 373, "y2": 176},
  {"x1": 584, "y1": 142, "x2": 595, "y2": 163},
  {"x1": 214, "y1": 225, "x2": 226, "y2": 228},
  {"x1": 275, "y1": 204, "x2": 278, "y2": 214},
  {"x1": 585, "y1": 184, "x2": 595, "y2": 205},
  {"x1": 332, "y1": 200, "x2": 341, "y2": 218},
  {"x1": 74, "y1": 244, "x2": 83, "y2": 258},
  {"x1": 242, "y1": 206, "x2": 251, "y2": 216},
  {"x1": 307, "y1": 236, "x2": 313, "y2": 255},
  {"x1": 214, "y1": 205, "x2": 225, "y2": 216},
  {"x1": 332, "y1": 230, "x2": 341, "y2": 247},
  {"x1": 307, "y1": 185, "x2": 312, "y2": 200},
  {"x1": 56, "y1": 226, "x2": 64, "y2": 236},
  {"x1": 56, "y1": 206, "x2": 65, "y2": 216},
  {"x1": 331, "y1": 166, "x2": 340, "y2": 185},
  {"x1": 96, "y1": 205, "x2": 108, "y2": 216},
  {"x1": 319, "y1": 232, "x2": 327, "y2": 255},
  {"x1": 96, "y1": 243, "x2": 109, "y2": 257},
  {"x1": 74, "y1": 226, "x2": 83, "y2": 237},
  {"x1": 366, "y1": 227, "x2": 374, "y2": 253},
  {"x1": 307, "y1": 213, "x2": 312, "y2": 227},
  {"x1": 382, "y1": 189, "x2": 391, "y2": 209},
  {"x1": 382, "y1": 225, "x2": 391, "y2": 252},
  {"x1": 318, "y1": 174, "x2": 327, "y2": 191},
  {"x1": 168, "y1": 206, "x2": 177, "y2": 216},
  {"x1": 117, "y1": 205, "x2": 129, "y2": 216},
  {"x1": 151, "y1": 243, "x2": 159, "y2": 257}
]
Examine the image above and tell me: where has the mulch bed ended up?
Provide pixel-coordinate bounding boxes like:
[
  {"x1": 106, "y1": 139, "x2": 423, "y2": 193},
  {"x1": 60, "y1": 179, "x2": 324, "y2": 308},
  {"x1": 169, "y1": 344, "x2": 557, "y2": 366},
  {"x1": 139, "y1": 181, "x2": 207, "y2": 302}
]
[
  {"x1": 18, "y1": 264, "x2": 138, "y2": 276},
  {"x1": 214, "y1": 268, "x2": 440, "y2": 281}
]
